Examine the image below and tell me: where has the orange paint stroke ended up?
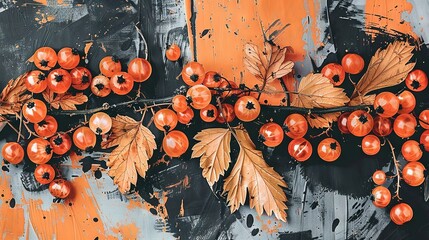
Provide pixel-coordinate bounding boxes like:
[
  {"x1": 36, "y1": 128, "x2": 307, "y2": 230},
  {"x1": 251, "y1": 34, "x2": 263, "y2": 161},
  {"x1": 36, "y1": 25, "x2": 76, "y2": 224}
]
[
  {"x1": 69, "y1": 151, "x2": 85, "y2": 169},
  {"x1": 126, "y1": 193, "x2": 145, "y2": 210},
  {"x1": 84, "y1": 42, "x2": 94, "y2": 59},
  {"x1": 365, "y1": 0, "x2": 417, "y2": 40},
  {"x1": 186, "y1": 0, "x2": 320, "y2": 106},
  {"x1": 111, "y1": 223, "x2": 140, "y2": 239},
  {"x1": 255, "y1": 215, "x2": 282, "y2": 235},
  {"x1": 33, "y1": 0, "x2": 47, "y2": 5},
  {"x1": 26, "y1": 175, "x2": 106, "y2": 239},
  {"x1": 35, "y1": 10, "x2": 55, "y2": 25},
  {"x1": 153, "y1": 154, "x2": 170, "y2": 167},
  {"x1": 142, "y1": 191, "x2": 169, "y2": 231},
  {"x1": 0, "y1": 172, "x2": 25, "y2": 239},
  {"x1": 179, "y1": 199, "x2": 185, "y2": 217},
  {"x1": 165, "y1": 175, "x2": 190, "y2": 189}
]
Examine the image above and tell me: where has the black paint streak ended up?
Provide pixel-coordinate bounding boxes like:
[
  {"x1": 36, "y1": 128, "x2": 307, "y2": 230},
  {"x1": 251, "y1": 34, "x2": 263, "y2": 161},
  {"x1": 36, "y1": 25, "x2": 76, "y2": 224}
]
[
  {"x1": 360, "y1": 211, "x2": 378, "y2": 232},
  {"x1": 310, "y1": 201, "x2": 319, "y2": 210},
  {"x1": 189, "y1": 0, "x2": 197, "y2": 61},
  {"x1": 149, "y1": 208, "x2": 157, "y2": 215},
  {"x1": 20, "y1": 170, "x2": 47, "y2": 192},
  {"x1": 199, "y1": 29, "x2": 211, "y2": 38},
  {"x1": 9, "y1": 198, "x2": 15, "y2": 208},
  {"x1": 246, "y1": 214, "x2": 254, "y2": 228},
  {"x1": 332, "y1": 218, "x2": 340, "y2": 232},
  {"x1": 80, "y1": 157, "x2": 107, "y2": 173},
  {"x1": 348, "y1": 209, "x2": 364, "y2": 222},
  {"x1": 94, "y1": 169, "x2": 102, "y2": 179},
  {"x1": 278, "y1": 230, "x2": 312, "y2": 240}
]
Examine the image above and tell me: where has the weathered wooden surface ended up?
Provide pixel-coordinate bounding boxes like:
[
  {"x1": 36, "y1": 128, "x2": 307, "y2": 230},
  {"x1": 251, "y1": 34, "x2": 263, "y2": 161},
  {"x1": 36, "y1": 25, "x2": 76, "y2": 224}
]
[{"x1": 0, "y1": 0, "x2": 429, "y2": 239}]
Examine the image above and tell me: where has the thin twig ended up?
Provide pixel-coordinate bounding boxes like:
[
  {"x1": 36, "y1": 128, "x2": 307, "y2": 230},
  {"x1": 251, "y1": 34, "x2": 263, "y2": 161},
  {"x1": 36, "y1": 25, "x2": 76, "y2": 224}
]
[
  {"x1": 310, "y1": 125, "x2": 332, "y2": 139},
  {"x1": 49, "y1": 97, "x2": 174, "y2": 116},
  {"x1": 264, "y1": 105, "x2": 372, "y2": 114},
  {"x1": 17, "y1": 112, "x2": 23, "y2": 142},
  {"x1": 64, "y1": 121, "x2": 89, "y2": 134},
  {"x1": 279, "y1": 78, "x2": 290, "y2": 106},
  {"x1": 23, "y1": 122, "x2": 39, "y2": 138},
  {"x1": 386, "y1": 138, "x2": 402, "y2": 200},
  {"x1": 6, "y1": 121, "x2": 25, "y2": 140},
  {"x1": 140, "y1": 105, "x2": 148, "y2": 122}
]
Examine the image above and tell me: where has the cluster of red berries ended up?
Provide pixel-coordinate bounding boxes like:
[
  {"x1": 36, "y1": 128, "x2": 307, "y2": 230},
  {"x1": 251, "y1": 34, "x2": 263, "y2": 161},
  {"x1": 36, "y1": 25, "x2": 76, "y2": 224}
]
[
  {"x1": 235, "y1": 53, "x2": 425, "y2": 225},
  {"x1": 1, "y1": 43, "x2": 185, "y2": 198},
  {"x1": 320, "y1": 54, "x2": 428, "y2": 225},
  {"x1": 160, "y1": 62, "x2": 262, "y2": 157},
  {"x1": 1, "y1": 44, "x2": 157, "y2": 198},
  {"x1": 2, "y1": 44, "x2": 426, "y2": 225}
]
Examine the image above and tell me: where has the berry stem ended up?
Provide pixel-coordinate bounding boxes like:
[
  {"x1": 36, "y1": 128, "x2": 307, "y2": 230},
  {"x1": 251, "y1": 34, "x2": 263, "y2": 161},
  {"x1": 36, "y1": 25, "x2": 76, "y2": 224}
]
[
  {"x1": 17, "y1": 111, "x2": 23, "y2": 142},
  {"x1": 45, "y1": 94, "x2": 371, "y2": 117},
  {"x1": 64, "y1": 121, "x2": 89, "y2": 134},
  {"x1": 6, "y1": 121, "x2": 25, "y2": 140},
  {"x1": 310, "y1": 126, "x2": 332, "y2": 139},
  {"x1": 386, "y1": 138, "x2": 402, "y2": 200},
  {"x1": 49, "y1": 97, "x2": 174, "y2": 116}
]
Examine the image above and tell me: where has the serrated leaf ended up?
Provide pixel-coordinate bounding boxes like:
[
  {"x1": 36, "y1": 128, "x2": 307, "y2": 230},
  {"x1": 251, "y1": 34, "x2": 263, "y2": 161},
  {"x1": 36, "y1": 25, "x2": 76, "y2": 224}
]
[
  {"x1": 1, "y1": 74, "x2": 30, "y2": 103},
  {"x1": 244, "y1": 42, "x2": 294, "y2": 84},
  {"x1": 291, "y1": 73, "x2": 349, "y2": 108},
  {"x1": 192, "y1": 128, "x2": 232, "y2": 186},
  {"x1": 49, "y1": 92, "x2": 88, "y2": 110},
  {"x1": 103, "y1": 115, "x2": 156, "y2": 193},
  {"x1": 102, "y1": 115, "x2": 142, "y2": 149},
  {"x1": 0, "y1": 74, "x2": 31, "y2": 115},
  {"x1": 42, "y1": 88, "x2": 55, "y2": 103},
  {"x1": 244, "y1": 43, "x2": 265, "y2": 79},
  {"x1": 223, "y1": 128, "x2": 288, "y2": 222},
  {"x1": 351, "y1": 41, "x2": 415, "y2": 103},
  {"x1": 306, "y1": 112, "x2": 340, "y2": 129},
  {"x1": 291, "y1": 73, "x2": 349, "y2": 128},
  {"x1": 349, "y1": 94, "x2": 376, "y2": 106}
]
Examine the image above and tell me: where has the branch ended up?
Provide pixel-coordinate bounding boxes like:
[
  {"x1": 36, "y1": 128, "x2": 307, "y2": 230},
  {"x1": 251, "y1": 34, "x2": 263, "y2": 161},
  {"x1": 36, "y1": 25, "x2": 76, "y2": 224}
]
[
  {"x1": 47, "y1": 96, "x2": 371, "y2": 117},
  {"x1": 48, "y1": 97, "x2": 173, "y2": 116},
  {"x1": 264, "y1": 105, "x2": 372, "y2": 114},
  {"x1": 386, "y1": 138, "x2": 402, "y2": 200}
]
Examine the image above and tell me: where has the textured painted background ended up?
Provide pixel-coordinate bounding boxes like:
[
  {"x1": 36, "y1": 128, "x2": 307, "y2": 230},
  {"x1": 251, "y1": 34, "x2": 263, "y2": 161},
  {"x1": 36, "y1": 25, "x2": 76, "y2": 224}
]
[{"x1": 0, "y1": 0, "x2": 429, "y2": 239}]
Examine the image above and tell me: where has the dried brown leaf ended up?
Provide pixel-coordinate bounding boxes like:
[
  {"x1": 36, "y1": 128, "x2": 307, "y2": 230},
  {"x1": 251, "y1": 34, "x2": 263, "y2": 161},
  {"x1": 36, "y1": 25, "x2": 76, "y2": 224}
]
[
  {"x1": 0, "y1": 74, "x2": 30, "y2": 103},
  {"x1": 192, "y1": 128, "x2": 232, "y2": 186},
  {"x1": 349, "y1": 94, "x2": 376, "y2": 106},
  {"x1": 291, "y1": 73, "x2": 349, "y2": 108},
  {"x1": 351, "y1": 41, "x2": 415, "y2": 102},
  {"x1": 244, "y1": 43, "x2": 265, "y2": 79},
  {"x1": 50, "y1": 92, "x2": 88, "y2": 110},
  {"x1": 0, "y1": 104, "x2": 19, "y2": 115},
  {"x1": 290, "y1": 73, "x2": 349, "y2": 128},
  {"x1": 0, "y1": 74, "x2": 31, "y2": 115},
  {"x1": 103, "y1": 115, "x2": 156, "y2": 193},
  {"x1": 306, "y1": 112, "x2": 340, "y2": 129},
  {"x1": 102, "y1": 115, "x2": 141, "y2": 149},
  {"x1": 42, "y1": 88, "x2": 55, "y2": 103},
  {"x1": 244, "y1": 43, "x2": 294, "y2": 84},
  {"x1": 223, "y1": 128, "x2": 287, "y2": 222}
]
